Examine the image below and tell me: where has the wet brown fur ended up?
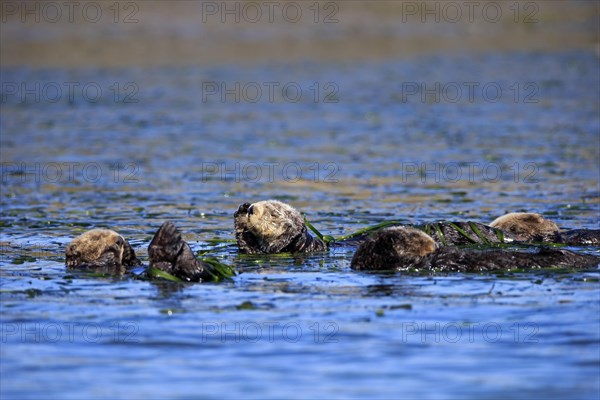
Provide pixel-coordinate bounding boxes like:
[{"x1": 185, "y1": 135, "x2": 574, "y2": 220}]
[
  {"x1": 148, "y1": 222, "x2": 216, "y2": 282},
  {"x1": 65, "y1": 229, "x2": 140, "y2": 271},
  {"x1": 490, "y1": 212, "x2": 560, "y2": 242},
  {"x1": 351, "y1": 227, "x2": 599, "y2": 272},
  {"x1": 350, "y1": 227, "x2": 436, "y2": 270},
  {"x1": 234, "y1": 200, "x2": 326, "y2": 254}
]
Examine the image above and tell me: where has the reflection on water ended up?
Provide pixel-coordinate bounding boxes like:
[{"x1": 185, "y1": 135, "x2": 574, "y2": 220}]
[{"x1": 1, "y1": 50, "x2": 599, "y2": 398}]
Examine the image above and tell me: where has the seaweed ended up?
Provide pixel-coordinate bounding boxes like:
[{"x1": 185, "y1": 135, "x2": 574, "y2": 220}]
[
  {"x1": 201, "y1": 257, "x2": 237, "y2": 282},
  {"x1": 304, "y1": 217, "x2": 578, "y2": 250},
  {"x1": 146, "y1": 267, "x2": 183, "y2": 282}
]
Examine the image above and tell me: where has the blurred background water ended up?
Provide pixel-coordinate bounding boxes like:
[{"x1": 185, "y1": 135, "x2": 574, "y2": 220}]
[{"x1": 1, "y1": 1, "x2": 599, "y2": 399}]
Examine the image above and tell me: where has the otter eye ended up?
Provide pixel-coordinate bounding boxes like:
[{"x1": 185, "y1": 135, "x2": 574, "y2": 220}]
[{"x1": 248, "y1": 205, "x2": 255, "y2": 215}]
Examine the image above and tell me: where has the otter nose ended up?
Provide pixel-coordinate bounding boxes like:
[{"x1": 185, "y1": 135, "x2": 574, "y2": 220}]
[{"x1": 235, "y1": 203, "x2": 251, "y2": 217}]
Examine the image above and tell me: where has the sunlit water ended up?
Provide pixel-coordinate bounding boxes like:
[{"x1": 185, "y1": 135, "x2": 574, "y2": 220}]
[{"x1": 1, "y1": 50, "x2": 599, "y2": 399}]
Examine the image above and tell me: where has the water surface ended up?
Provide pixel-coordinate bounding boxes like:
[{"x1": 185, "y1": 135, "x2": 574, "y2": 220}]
[{"x1": 1, "y1": 50, "x2": 599, "y2": 399}]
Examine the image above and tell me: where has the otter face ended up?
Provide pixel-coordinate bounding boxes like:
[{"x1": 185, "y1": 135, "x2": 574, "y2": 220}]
[
  {"x1": 234, "y1": 200, "x2": 306, "y2": 254},
  {"x1": 490, "y1": 212, "x2": 560, "y2": 242},
  {"x1": 65, "y1": 229, "x2": 139, "y2": 269},
  {"x1": 377, "y1": 227, "x2": 437, "y2": 257},
  {"x1": 351, "y1": 227, "x2": 436, "y2": 271}
]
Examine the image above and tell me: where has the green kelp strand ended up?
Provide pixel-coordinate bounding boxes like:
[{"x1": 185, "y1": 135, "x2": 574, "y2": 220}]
[
  {"x1": 147, "y1": 267, "x2": 183, "y2": 282},
  {"x1": 335, "y1": 221, "x2": 404, "y2": 242},
  {"x1": 204, "y1": 238, "x2": 237, "y2": 245},
  {"x1": 433, "y1": 223, "x2": 447, "y2": 246},
  {"x1": 468, "y1": 222, "x2": 491, "y2": 245},
  {"x1": 201, "y1": 257, "x2": 236, "y2": 281},
  {"x1": 448, "y1": 222, "x2": 478, "y2": 244},
  {"x1": 304, "y1": 216, "x2": 325, "y2": 242},
  {"x1": 495, "y1": 228, "x2": 505, "y2": 243}
]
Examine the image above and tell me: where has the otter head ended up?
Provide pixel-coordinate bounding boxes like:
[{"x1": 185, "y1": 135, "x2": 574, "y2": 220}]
[
  {"x1": 65, "y1": 229, "x2": 140, "y2": 270},
  {"x1": 234, "y1": 200, "x2": 307, "y2": 254},
  {"x1": 351, "y1": 227, "x2": 436, "y2": 271},
  {"x1": 490, "y1": 212, "x2": 560, "y2": 242}
]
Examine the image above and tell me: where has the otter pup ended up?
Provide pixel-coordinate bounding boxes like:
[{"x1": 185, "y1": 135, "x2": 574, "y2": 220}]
[
  {"x1": 148, "y1": 221, "x2": 218, "y2": 282},
  {"x1": 234, "y1": 200, "x2": 327, "y2": 254},
  {"x1": 420, "y1": 213, "x2": 599, "y2": 247},
  {"x1": 366, "y1": 214, "x2": 598, "y2": 247},
  {"x1": 490, "y1": 212, "x2": 559, "y2": 242},
  {"x1": 351, "y1": 227, "x2": 599, "y2": 272},
  {"x1": 490, "y1": 212, "x2": 600, "y2": 246},
  {"x1": 65, "y1": 229, "x2": 141, "y2": 272}
]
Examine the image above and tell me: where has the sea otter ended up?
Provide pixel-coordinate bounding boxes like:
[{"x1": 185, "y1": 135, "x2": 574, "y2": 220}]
[
  {"x1": 65, "y1": 229, "x2": 141, "y2": 273},
  {"x1": 490, "y1": 212, "x2": 600, "y2": 246},
  {"x1": 412, "y1": 213, "x2": 600, "y2": 246},
  {"x1": 234, "y1": 200, "x2": 327, "y2": 254},
  {"x1": 234, "y1": 200, "x2": 600, "y2": 252},
  {"x1": 350, "y1": 227, "x2": 599, "y2": 272},
  {"x1": 66, "y1": 223, "x2": 225, "y2": 282}
]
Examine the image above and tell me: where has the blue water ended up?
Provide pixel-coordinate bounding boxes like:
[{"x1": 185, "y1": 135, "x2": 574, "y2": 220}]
[{"x1": 1, "y1": 51, "x2": 599, "y2": 399}]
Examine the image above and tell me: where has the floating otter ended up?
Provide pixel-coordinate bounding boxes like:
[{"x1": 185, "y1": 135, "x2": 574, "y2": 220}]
[
  {"x1": 351, "y1": 227, "x2": 599, "y2": 272},
  {"x1": 65, "y1": 203, "x2": 599, "y2": 278},
  {"x1": 234, "y1": 200, "x2": 327, "y2": 254},
  {"x1": 233, "y1": 201, "x2": 600, "y2": 252},
  {"x1": 65, "y1": 229, "x2": 141, "y2": 273},
  {"x1": 417, "y1": 213, "x2": 600, "y2": 247},
  {"x1": 66, "y1": 223, "x2": 227, "y2": 282},
  {"x1": 490, "y1": 212, "x2": 558, "y2": 242},
  {"x1": 490, "y1": 212, "x2": 600, "y2": 246}
]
